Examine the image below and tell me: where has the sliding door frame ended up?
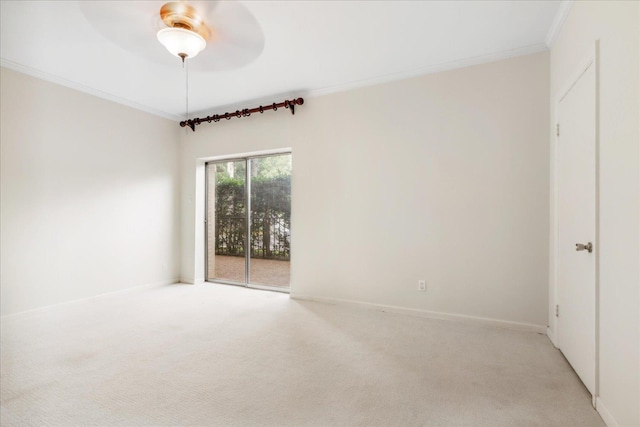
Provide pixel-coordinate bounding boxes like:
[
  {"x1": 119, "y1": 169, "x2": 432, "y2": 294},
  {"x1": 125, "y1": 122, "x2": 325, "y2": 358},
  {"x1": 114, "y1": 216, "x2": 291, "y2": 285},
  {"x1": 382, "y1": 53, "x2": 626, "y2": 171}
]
[{"x1": 204, "y1": 151, "x2": 291, "y2": 293}]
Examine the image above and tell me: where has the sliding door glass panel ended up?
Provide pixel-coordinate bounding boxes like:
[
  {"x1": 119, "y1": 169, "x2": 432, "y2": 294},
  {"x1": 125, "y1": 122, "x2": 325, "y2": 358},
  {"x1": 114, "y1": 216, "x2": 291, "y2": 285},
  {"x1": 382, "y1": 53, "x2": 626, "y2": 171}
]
[
  {"x1": 206, "y1": 160, "x2": 246, "y2": 284},
  {"x1": 248, "y1": 154, "x2": 291, "y2": 288}
]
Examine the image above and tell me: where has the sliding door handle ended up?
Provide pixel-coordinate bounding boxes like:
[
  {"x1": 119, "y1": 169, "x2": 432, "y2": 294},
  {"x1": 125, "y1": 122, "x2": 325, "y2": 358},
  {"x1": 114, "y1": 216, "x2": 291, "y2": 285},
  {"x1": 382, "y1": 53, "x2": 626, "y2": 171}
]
[{"x1": 575, "y1": 242, "x2": 593, "y2": 253}]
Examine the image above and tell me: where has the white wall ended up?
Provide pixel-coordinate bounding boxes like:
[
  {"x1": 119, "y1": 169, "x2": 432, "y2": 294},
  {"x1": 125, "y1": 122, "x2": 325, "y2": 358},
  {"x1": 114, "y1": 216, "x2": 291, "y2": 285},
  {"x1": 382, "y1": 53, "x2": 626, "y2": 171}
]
[
  {"x1": 0, "y1": 67, "x2": 182, "y2": 316},
  {"x1": 548, "y1": 2, "x2": 640, "y2": 426},
  {"x1": 181, "y1": 52, "x2": 550, "y2": 328}
]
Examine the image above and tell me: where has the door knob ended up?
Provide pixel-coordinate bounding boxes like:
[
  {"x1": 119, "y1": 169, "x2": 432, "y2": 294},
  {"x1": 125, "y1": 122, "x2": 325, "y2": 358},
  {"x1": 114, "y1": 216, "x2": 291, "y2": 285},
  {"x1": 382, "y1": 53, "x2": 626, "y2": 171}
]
[{"x1": 575, "y1": 242, "x2": 593, "y2": 253}]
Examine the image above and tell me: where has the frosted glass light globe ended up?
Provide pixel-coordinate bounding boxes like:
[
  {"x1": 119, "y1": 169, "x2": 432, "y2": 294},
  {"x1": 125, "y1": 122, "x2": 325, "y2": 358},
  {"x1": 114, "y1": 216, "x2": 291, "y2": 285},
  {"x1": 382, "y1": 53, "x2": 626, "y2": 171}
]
[{"x1": 157, "y1": 27, "x2": 206, "y2": 59}]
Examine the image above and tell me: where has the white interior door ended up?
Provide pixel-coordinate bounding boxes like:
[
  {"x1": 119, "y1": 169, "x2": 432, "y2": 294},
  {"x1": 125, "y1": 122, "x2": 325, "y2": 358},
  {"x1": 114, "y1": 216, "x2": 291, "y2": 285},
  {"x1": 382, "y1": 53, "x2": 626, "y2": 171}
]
[{"x1": 557, "y1": 61, "x2": 597, "y2": 396}]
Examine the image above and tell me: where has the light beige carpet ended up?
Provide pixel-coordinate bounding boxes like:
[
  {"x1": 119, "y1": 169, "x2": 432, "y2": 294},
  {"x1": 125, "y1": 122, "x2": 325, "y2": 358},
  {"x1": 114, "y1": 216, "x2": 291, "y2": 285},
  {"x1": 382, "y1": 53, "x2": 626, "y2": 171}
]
[{"x1": 1, "y1": 283, "x2": 604, "y2": 427}]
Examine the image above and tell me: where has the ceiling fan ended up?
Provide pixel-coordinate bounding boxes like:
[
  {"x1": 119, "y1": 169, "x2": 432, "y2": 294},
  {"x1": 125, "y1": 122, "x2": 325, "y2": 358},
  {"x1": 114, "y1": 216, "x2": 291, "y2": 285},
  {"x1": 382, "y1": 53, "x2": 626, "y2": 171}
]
[{"x1": 79, "y1": 0, "x2": 265, "y2": 71}]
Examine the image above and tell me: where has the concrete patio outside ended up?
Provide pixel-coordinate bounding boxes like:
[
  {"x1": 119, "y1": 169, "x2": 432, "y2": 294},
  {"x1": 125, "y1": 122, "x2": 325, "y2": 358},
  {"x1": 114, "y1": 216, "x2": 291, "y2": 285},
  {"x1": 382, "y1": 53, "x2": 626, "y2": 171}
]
[{"x1": 208, "y1": 255, "x2": 290, "y2": 288}]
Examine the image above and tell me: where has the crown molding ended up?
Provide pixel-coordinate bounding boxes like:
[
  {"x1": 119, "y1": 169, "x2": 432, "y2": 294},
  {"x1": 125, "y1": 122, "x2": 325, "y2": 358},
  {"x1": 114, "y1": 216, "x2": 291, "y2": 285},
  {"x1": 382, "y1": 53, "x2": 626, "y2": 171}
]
[
  {"x1": 306, "y1": 42, "x2": 549, "y2": 99},
  {"x1": 0, "y1": 59, "x2": 182, "y2": 122},
  {"x1": 2, "y1": 40, "x2": 551, "y2": 122},
  {"x1": 189, "y1": 43, "x2": 549, "y2": 117},
  {"x1": 545, "y1": 0, "x2": 575, "y2": 48}
]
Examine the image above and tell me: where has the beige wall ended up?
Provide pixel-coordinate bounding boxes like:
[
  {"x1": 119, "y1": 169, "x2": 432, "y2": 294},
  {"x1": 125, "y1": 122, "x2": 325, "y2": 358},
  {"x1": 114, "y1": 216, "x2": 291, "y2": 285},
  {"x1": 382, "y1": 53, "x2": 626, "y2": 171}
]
[
  {"x1": 0, "y1": 68, "x2": 182, "y2": 316},
  {"x1": 181, "y1": 52, "x2": 550, "y2": 328},
  {"x1": 548, "y1": 2, "x2": 640, "y2": 426}
]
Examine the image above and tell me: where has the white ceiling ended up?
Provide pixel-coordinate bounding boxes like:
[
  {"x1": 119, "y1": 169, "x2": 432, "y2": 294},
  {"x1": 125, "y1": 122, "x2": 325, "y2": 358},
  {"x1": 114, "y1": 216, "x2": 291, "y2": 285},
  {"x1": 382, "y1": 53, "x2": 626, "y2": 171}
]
[{"x1": 0, "y1": 1, "x2": 567, "y2": 121}]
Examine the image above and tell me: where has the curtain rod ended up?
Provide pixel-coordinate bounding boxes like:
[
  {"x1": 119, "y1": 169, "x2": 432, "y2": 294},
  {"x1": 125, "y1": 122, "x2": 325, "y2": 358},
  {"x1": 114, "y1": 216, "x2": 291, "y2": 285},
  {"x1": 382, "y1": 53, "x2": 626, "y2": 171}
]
[{"x1": 180, "y1": 97, "x2": 304, "y2": 131}]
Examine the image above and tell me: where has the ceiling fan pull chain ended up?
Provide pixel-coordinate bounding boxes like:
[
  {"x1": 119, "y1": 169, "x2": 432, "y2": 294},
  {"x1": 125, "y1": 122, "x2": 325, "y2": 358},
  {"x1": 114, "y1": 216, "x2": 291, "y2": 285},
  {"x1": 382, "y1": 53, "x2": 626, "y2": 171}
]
[{"x1": 185, "y1": 56, "x2": 189, "y2": 122}]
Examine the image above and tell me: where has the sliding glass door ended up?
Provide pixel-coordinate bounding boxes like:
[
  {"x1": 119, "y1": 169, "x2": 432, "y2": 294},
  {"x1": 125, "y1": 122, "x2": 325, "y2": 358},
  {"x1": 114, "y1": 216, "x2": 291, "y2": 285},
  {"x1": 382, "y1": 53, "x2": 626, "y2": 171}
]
[
  {"x1": 206, "y1": 160, "x2": 247, "y2": 285},
  {"x1": 248, "y1": 156, "x2": 291, "y2": 288},
  {"x1": 206, "y1": 153, "x2": 291, "y2": 291}
]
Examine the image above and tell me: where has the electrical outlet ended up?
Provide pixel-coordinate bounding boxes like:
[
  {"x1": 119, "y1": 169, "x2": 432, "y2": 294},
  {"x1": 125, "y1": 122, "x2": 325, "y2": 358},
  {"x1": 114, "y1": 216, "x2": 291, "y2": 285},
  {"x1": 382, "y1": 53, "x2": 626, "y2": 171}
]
[{"x1": 418, "y1": 280, "x2": 426, "y2": 291}]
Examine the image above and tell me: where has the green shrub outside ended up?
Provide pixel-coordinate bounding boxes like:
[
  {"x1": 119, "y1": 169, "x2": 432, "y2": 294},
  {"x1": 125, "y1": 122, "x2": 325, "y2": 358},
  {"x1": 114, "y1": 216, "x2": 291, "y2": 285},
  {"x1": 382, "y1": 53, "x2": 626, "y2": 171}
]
[{"x1": 215, "y1": 176, "x2": 291, "y2": 260}]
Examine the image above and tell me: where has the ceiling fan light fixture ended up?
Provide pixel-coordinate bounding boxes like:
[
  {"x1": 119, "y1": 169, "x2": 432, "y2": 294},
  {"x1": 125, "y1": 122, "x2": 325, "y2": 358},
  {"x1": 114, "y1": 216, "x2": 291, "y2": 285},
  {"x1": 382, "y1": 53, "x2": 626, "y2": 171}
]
[{"x1": 157, "y1": 27, "x2": 206, "y2": 60}]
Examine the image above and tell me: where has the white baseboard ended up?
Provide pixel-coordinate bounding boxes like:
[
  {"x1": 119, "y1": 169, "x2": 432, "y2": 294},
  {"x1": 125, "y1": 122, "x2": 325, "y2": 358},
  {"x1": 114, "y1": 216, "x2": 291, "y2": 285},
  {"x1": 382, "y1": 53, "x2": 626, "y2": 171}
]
[
  {"x1": 1, "y1": 278, "x2": 181, "y2": 320},
  {"x1": 179, "y1": 278, "x2": 206, "y2": 285},
  {"x1": 596, "y1": 397, "x2": 619, "y2": 427},
  {"x1": 290, "y1": 293, "x2": 546, "y2": 334}
]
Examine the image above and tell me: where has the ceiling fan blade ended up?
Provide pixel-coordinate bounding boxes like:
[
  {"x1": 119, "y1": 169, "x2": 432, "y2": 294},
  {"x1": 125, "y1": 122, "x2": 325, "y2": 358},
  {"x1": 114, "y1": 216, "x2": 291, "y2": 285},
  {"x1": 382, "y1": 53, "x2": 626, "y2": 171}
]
[
  {"x1": 79, "y1": 1, "x2": 174, "y2": 66},
  {"x1": 191, "y1": 1, "x2": 265, "y2": 71}
]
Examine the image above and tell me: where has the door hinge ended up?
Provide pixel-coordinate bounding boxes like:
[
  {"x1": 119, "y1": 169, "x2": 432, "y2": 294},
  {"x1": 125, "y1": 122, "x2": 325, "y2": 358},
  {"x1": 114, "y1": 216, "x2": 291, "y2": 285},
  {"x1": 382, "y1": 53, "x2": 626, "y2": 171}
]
[
  {"x1": 556, "y1": 124, "x2": 560, "y2": 137},
  {"x1": 555, "y1": 304, "x2": 559, "y2": 317}
]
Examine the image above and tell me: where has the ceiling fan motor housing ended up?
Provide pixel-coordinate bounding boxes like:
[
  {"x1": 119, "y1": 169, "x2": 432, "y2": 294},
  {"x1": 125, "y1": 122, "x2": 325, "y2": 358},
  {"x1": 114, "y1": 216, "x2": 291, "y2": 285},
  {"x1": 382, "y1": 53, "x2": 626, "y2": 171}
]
[{"x1": 160, "y1": 2, "x2": 210, "y2": 40}]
